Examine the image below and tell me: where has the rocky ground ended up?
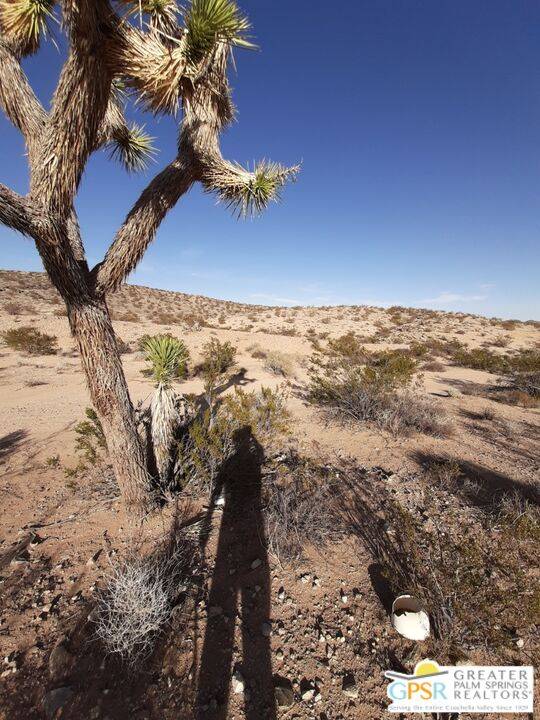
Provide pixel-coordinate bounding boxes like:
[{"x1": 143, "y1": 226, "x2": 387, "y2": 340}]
[{"x1": 0, "y1": 270, "x2": 538, "y2": 720}]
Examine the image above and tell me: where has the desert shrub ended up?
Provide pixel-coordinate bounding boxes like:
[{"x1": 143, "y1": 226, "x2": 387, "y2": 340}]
[
  {"x1": 422, "y1": 360, "x2": 446, "y2": 371},
  {"x1": 176, "y1": 386, "x2": 290, "y2": 492},
  {"x1": 263, "y1": 456, "x2": 341, "y2": 563},
  {"x1": 452, "y1": 347, "x2": 507, "y2": 373},
  {"x1": 425, "y1": 458, "x2": 462, "y2": 490},
  {"x1": 198, "y1": 338, "x2": 237, "y2": 414},
  {"x1": 408, "y1": 341, "x2": 429, "y2": 358},
  {"x1": 3, "y1": 302, "x2": 33, "y2": 315},
  {"x1": 263, "y1": 350, "x2": 295, "y2": 377},
  {"x1": 154, "y1": 311, "x2": 178, "y2": 325},
  {"x1": 180, "y1": 312, "x2": 207, "y2": 329},
  {"x1": 308, "y1": 343, "x2": 449, "y2": 436},
  {"x1": 247, "y1": 343, "x2": 267, "y2": 359},
  {"x1": 453, "y1": 348, "x2": 540, "y2": 398},
  {"x1": 378, "y1": 392, "x2": 453, "y2": 438},
  {"x1": 497, "y1": 494, "x2": 540, "y2": 542},
  {"x1": 424, "y1": 338, "x2": 464, "y2": 357},
  {"x1": 94, "y1": 532, "x2": 197, "y2": 667},
  {"x1": 223, "y1": 385, "x2": 290, "y2": 445},
  {"x1": 496, "y1": 389, "x2": 539, "y2": 408},
  {"x1": 116, "y1": 336, "x2": 132, "y2": 354},
  {"x1": 74, "y1": 407, "x2": 107, "y2": 465},
  {"x1": 1, "y1": 326, "x2": 58, "y2": 355}
]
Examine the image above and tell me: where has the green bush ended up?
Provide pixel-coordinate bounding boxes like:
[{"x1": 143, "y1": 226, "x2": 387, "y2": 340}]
[
  {"x1": 176, "y1": 386, "x2": 290, "y2": 492},
  {"x1": 74, "y1": 407, "x2": 107, "y2": 466},
  {"x1": 307, "y1": 342, "x2": 450, "y2": 436},
  {"x1": 1, "y1": 326, "x2": 58, "y2": 355}
]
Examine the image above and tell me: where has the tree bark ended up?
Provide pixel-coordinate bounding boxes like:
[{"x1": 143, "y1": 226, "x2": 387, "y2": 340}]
[{"x1": 67, "y1": 297, "x2": 154, "y2": 517}]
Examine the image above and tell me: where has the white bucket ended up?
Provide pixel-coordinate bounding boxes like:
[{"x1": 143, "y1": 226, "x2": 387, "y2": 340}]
[{"x1": 391, "y1": 594, "x2": 430, "y2": 641}]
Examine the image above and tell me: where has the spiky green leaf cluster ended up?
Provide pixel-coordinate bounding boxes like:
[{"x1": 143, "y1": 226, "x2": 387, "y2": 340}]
[
  {"x1": 214, "y1": 161, "x2": 299, "y2": 218},
  {"x1": 109, "y1": 123, "x2": 156, "y2": 172},
  {"x1": 143, "y1": 334, "x2": 189, "y2": 387},
  {"x1": 184, "y1": 0, "x2": 255, "y2": 64},
  {"x1": 118, "y1": 0, "x2": 179, "y2": 28},
  {"x1": 0, "y1": 0, "x2": 55, "y2": 54}
]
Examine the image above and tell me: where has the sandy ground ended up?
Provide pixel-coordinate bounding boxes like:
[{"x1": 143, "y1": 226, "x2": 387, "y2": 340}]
[{"x1": 0, "y1": 271, "x2": 538, "y2": 720}]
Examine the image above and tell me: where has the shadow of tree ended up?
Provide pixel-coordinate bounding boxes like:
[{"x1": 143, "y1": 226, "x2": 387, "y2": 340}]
[
  {"x1": 0, "y1": 429, "x2": 28, "y2": 462},
  {"x1": 413, "y1": 451, "x2": 540, "y2": 510}
]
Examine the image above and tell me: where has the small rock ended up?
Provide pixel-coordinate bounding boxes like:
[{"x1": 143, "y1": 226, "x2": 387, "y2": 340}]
[
  {"x1": 250, "y1": 558, "x2": 262, "y2": 570},
  {"x1": 274, "y1": 678, "x2": 294, "y2": 708},
  {"x1": 261, "y1": 622, "x2": 272, "y2": 637},
  {"x1": 44, "y1": 686, "x2": 74, "y2": 719},
  {"x1": 49, "y1": 640, "x2": 73, "y2": 681},
  {"x1": 516, "y1": 638, "x2": 525, "y2": 648},
  {"x1": 232, "y1": 669, "x2": 245, "y2": 694},
  {"x1": 86, "y1": 549, "x2": 102, "y2": 567}
]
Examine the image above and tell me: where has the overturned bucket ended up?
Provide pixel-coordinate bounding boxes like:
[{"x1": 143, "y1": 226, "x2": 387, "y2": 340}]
[{"x1": 391, "y1": 594, "x2": 430, "y2": 641}]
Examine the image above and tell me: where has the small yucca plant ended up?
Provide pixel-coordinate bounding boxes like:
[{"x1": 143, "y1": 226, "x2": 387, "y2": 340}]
[{"x1": 143, "y1": 335, "x2": 189, "y2": 485}]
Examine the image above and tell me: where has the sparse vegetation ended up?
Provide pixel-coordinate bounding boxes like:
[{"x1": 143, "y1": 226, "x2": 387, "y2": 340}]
[
  {"x1": 74, "y1": 408, "x2": 107, "y2": 466},
  {"x1": 263, "y1": 350, "x2": 295, "y2": 377},
  {"x1": 94, "y1": 530, "x2": 198, "y2": 667},
  {"x1": 176, "y1": 385, "x2": 290, "y2": 493},
  {"x1": 1, "y1": 326, "x2": 58, "y2": 355},
  {"x1": 307, "y1": 340, "x2": 449, "y2": 436},
  {"x1": 263, "y1": 455, "x2": 341, "y2": 563}
]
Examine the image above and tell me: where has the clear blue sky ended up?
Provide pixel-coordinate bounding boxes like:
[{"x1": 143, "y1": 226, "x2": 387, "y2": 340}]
[{"x1": 1, "y1": 1, "x2": 539, "y2": 319}]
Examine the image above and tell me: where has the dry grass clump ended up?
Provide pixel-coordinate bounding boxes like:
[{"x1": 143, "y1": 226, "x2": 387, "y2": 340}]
[
  {"x1": 247, "y1": 343, "x2": 267, "y2": 359},
  {"x1": 94, "y1": 529, "x2": 198, "y2": 667},
  {"x1": 1, "y1": 326, "x2": 57, "y2": 355},
  {"x1": 263, "y1": 455, "x2": 341, "y2": 563},
  {"x1": 307, "y1": 337, "x2": 451, "y2": 437},
  {"x1": 3, "y1": 301, "x2": 35, "y2": 315},
  {"x1": 422, "y1": 360, "x2": 446, "y2": 372},
  {"x1": 263, "y1": 350, "x2": 295, "y2": 377}
]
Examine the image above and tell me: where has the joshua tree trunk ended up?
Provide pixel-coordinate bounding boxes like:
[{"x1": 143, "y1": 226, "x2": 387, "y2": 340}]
[{"x1": 68, "y1": 298, "x2": 153, "y2": 515}]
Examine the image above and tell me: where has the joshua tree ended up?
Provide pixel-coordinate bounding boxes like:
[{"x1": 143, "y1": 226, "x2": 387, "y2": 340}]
[
  {"x1": 0, "y1": 0, "x2": 297, "y2": 517},
  {"x1": 143, "y1": 334, "x2": 189, "y2": 485}
]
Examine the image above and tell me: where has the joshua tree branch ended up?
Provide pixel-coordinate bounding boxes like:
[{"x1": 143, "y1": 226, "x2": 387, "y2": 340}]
[
  {"x1": 29, "y1": 1, "x2": 116, "y2": 218},
  {"x1": 93, "y1": 158, "x2": 195, "y2": 295},
  {"x1": 0, "y1": 184, "x2": 38, "y2": 238},
  {"x1": 0, "y1": 41, "x2": 46, "y2": 160}
]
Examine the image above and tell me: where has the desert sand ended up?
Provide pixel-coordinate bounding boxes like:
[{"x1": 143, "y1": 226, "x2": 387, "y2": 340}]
[{"x1": 0, "y1": 270, "x2": 538, "y2": 720}]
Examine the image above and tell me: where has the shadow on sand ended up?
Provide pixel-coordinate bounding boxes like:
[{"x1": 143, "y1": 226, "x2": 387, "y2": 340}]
[{"x1": 195, "y1": 427, "x2": 276, "y2": 719}]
